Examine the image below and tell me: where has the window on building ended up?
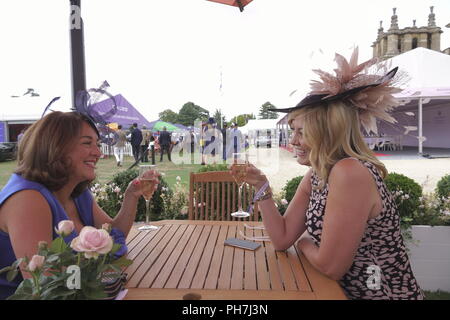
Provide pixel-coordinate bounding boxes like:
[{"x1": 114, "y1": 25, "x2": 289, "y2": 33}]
[
  {"x1": 412, "y1": 38, "x2": 418, "y2": 49},
  {"x1": 427, "y1": 33, "x2": 432, "y2": 49}
]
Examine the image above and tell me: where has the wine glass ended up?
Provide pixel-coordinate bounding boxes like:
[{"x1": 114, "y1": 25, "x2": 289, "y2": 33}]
[
  {"x1": 230, "y1": 153, "x2": 250, "y2": 218},
  {"x1": 137, "y1": 164, "x2": 159, "y2": 231}
]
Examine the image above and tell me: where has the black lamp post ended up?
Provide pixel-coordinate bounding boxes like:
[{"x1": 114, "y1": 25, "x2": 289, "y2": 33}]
[{"x1": 69, "y1": 0, "x2": 86, "y2": 109}]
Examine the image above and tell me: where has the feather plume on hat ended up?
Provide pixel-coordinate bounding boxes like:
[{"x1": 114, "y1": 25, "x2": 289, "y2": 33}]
[
  {"x1": 270, "y1": 47, "x2": 406, "y2": 135},
  {"x1": 309, "y1": 47, "x2": 403, "y2": 134}
]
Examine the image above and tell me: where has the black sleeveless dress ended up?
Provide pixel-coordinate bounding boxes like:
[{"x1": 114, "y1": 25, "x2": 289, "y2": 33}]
[{"x1": 305, "y1": 158, "x2": 424, "y2": 300}]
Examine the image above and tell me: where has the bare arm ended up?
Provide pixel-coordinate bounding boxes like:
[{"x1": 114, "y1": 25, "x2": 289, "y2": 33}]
[
  {"x1": 298, "y1": 159, "x2": 377, "y2": 280},
  {"x1": 1, "y1": 190, "x2": 53, "y2": 279},
  {"x1": 244, "y1": 165, "x2": 312, "y2": 250}
]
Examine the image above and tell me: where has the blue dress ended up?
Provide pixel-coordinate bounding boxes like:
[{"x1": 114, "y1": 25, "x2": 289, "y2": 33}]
[{"x1": 0, "y1": 174, "x2": 128, "y2": 300}]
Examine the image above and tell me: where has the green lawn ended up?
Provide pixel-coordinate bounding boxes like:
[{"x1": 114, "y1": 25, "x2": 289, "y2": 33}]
[
  {"x1": 424, "y1": 290, "x2": 450, "y2": 300},
  {"x1": 0, "y1": 155, "x2": 203, "y2": 190}
]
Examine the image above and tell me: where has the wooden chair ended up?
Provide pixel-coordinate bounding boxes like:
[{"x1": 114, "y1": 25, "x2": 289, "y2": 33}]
[{"x1": 188, "y1": 171, "x2": 260, "y2": 221}]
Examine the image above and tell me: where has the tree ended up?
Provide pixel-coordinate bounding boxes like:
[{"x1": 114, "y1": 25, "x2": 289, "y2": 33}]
[
  {"x1": 230, "y1": 113, "x2": 255, "y2": 127},
  {"x1": 213, "y1": 109, "x2": 226, "y2": 128},
  {"x1": 177, "y1": 102, "x2": 209, "y2": 126},
  {"x1": 258, "y1": 101, "x2": 279, "y2": 119},
  {"x1": 158, "y1": 109, "x2": 179, "y2": 123}
]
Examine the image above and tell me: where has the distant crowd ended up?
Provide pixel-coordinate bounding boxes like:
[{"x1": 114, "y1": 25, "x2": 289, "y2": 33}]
[{"x1": 110, "y1": 118, "x2": 249, "y2": 166}]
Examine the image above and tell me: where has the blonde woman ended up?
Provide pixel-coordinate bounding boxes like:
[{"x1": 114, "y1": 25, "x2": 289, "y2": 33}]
[{"x1": 243, "y1": 48, "x2": 424, "y2": 300}]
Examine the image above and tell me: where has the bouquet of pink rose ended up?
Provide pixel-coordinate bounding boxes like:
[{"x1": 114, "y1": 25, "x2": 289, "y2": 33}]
[{"x1": 0, "y1": 220, "x2": 132, "y2": 300}]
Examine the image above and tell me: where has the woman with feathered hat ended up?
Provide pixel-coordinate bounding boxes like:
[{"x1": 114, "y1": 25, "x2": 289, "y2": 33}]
[{"x1": 243, "y1": 48, "x2": 424, "y2": 300}]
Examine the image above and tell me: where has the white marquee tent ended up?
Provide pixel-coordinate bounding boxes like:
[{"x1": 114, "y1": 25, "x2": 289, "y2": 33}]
[
  {"x1": 384, "y1": 47, "x2": 450, "y2": 153},
  {"x1": 0, "y1": 96, "x2": 70, "y2": 142}
]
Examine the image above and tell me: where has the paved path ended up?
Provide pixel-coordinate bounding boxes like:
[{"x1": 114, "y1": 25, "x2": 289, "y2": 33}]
[{"x1": 257, "y1": 148, "x2": 450, "y2": 195}]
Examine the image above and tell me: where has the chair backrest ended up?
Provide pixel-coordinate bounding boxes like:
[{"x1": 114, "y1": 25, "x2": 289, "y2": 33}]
[{"x1": 188, "y1": 171, "x2": 260, "y2": 221}]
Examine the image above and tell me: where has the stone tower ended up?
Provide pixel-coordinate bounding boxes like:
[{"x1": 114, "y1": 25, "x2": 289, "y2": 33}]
[{"x1": 372, "y1": 7, "x2": 446, "y2": 60}]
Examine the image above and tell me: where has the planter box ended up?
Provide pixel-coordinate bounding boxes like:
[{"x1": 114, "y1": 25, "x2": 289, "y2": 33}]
[{"x1": 406, "y1": 225, "x2": 450, "y2": 292}]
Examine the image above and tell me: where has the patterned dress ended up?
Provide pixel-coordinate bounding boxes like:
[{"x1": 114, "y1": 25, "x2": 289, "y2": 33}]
[{"x1": 305, "y1": 158, "x2": 424, "y2": 300}]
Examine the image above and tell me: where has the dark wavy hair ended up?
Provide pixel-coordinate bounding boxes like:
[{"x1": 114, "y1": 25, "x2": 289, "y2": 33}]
[{"x1": 15, "y1": 111, "x2": 99, "y2": 197}]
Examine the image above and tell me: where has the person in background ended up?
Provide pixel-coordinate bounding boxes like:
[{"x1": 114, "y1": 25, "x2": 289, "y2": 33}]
[
  {"x1": 148, "y1": 132, "x2": 156, "y2": 165},
  {"x1": 113, "y1": 125, "x2": 127, "y2": 167},
  {"x1": 130, "y1": 123, "x2": 142, "y2": 162},
  {"x1": 158, "y1": 126, "x2": 172, "y2": 162},
  {"x1": 228, "y1": 122, "x2": 243, "y2": 157},
  {"x1": 0, "y1": 111, "x2": 160, "y2": 299},
  {"x1": 17, "y1": 129, "x2": 25, "y2": 144},
  {"x1": 203, "y1": 117, "x2": 217, "y2": 165},
  {"x1": 221, "y1": 123, "x2": 229, "y2": 163},
  {"x1": 241, "y1": 48, "x2": 424, "y2": 300},
  {"x1": 140, "y1": 125, "x2": 150, "y2": 163}
]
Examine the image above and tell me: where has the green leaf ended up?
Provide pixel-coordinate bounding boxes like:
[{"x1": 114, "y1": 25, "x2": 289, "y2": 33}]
[
  {"x1": 50, "y1": 237, "x2": 68, "y2": 254},
  {"x1": 7, "y1": 293, "x2": 34, "y2": 300},
  {"x1": 107, "y1": 264, "x2": 123, "y2": 274},
  {"x1": 12, "y1": 257, "x2": 25, "y2": 269},
  {"x1": 6, "y1": 269, "x2": 19, "y2": 282},
  {"x1": 110, "y1": 243, "x2": 122, "y2": 255},
  {"x1": 84, "y1": 288, "x2": 107, "y2": 300},
  {"x1": 111, "y1": 256, "x2": 133, "y2": 268},
  {"x1": 46, "y1": 254, "x2": 60, "y2": 263},
  {"x1": 0, "y1": 266, "x2": 13, "y2": 275}
]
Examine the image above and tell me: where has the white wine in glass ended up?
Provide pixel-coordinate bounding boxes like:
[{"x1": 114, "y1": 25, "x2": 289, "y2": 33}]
[
  {"x1": 138, "y1": 164, "x2": 159, "y2": 231},
  {"x1": 230, "y1": 153, "x2": 250, "y2": 218}
]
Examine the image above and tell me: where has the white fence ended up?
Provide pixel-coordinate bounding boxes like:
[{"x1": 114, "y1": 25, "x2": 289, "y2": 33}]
[{"x1": 100, "y1": 143, "x2": 133, "y2": 156}]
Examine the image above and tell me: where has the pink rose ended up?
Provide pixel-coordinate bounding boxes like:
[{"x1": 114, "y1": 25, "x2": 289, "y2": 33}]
[
  {"x1": 55, "y1": 220, "x2": 75, "y2": 237},
  {"x1": 70, "y1": 226, "x2": 113, "y2": 259},
  {"x1": 28, "y1": 255, "x2": 45, "y2": 272}
]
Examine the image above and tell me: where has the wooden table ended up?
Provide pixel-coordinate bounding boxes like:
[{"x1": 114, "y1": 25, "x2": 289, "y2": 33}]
[{"x1": 124, "y1": 220, "x2": 347, "y2": 300}]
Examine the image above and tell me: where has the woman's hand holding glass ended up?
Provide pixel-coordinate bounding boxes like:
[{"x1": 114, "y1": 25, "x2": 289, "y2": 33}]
[{"x1": 240, "y1": 163, "x2": 270, "y2": 193}]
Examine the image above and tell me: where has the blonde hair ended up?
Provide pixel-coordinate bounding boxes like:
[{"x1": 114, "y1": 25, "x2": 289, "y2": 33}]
[{"x1": 288, "y1": 101, "x2": 388, "y2": 189}]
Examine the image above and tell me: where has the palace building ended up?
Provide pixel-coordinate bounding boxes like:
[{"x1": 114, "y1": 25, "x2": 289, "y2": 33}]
[{"x1": 372, "y1": 7, "x2": 450, "y2": 59}]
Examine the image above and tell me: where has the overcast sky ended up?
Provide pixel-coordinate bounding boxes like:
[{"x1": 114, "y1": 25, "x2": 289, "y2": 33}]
[{"x1": 1, "y1": 0, "x2": 450, "y2": 122}]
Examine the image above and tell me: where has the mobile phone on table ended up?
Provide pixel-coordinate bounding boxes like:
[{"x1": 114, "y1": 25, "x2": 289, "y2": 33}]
[{"x1": 224, "y1": 238, "x2": 261, "y2": 251}]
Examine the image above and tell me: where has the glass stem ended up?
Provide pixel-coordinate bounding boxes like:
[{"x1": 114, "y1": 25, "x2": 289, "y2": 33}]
[
  {"x1": 238, "y1": 185, "x2": 243, "y2": 212},
  {"x1": 145, "y1": 200, "x2": 150, "y2": 224}
]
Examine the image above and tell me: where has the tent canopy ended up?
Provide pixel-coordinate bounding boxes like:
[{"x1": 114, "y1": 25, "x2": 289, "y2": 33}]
[
  {"x1": 240, "y1": 119, "x2": 280, "y2": 134},
  {"x1": 91, "y1": 94, "x2": 152, "y2": 128},
  {"x1": 384, "y1": 48, "x2": 450, "y2": 150}
]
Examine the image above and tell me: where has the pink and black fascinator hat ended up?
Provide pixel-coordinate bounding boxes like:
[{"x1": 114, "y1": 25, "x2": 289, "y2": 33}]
[{"x1": 269, "y1": 47, "x2": 403, "y2": 134}]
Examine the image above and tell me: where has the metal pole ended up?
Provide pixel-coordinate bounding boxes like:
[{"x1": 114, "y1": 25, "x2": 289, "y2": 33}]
[
  {"x1": 69, "y1": 0, "x2": 87, "y2": 109},
  {"x1": 418, "y1": 98, "x2": 423, "y2": 155}
]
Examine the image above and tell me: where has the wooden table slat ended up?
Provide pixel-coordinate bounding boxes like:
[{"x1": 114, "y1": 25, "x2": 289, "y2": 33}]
[
  {"x1": 151, "y1": 224, "x2": 196, "y2": 289},
  {"x1": 243, "y1": 224, "x2": 257, "y2": 290},
  {"x1": 203, "y1": 225, "x2": 230, "y2": 289},
  {"x1": 127, "y1": 224, "x2": 179, "y2": 288},
  {"x1": 139, "y1": 224, "x2": 189, "y2": 288},
  {"x1": 254, "y1": 228, "x2": 271, "y2": 290},
  {"x1": 177, "y1": 225, "x2": 213, "y2": 289},
  {"x1": 286, "y1": 246, "x2": 313, "y2": 292},
  {"x1": 190, "y1": 224, "x2": 221, "y2": 289},
  {"x1": 276, "y1": 250, "x2": 299, "y2": 291},
  {"x1": 217, "y1": 225, "x2": 237, "y2": 289},
  {"x1": 230, "y1": 225, "x2": 245, "y2": 290},
  {"x1": 125, "y1": 225, "x2": 171, "y2": 281},
  {"x1": 262, "y1": 232, "x2": 284, "y2": 291},
  {"x1": 164, "y1": 225, "x2": 205, "y2": 289},
  {"x1": 126, "y1": 228, "x2": 160, "y2": 260}
]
